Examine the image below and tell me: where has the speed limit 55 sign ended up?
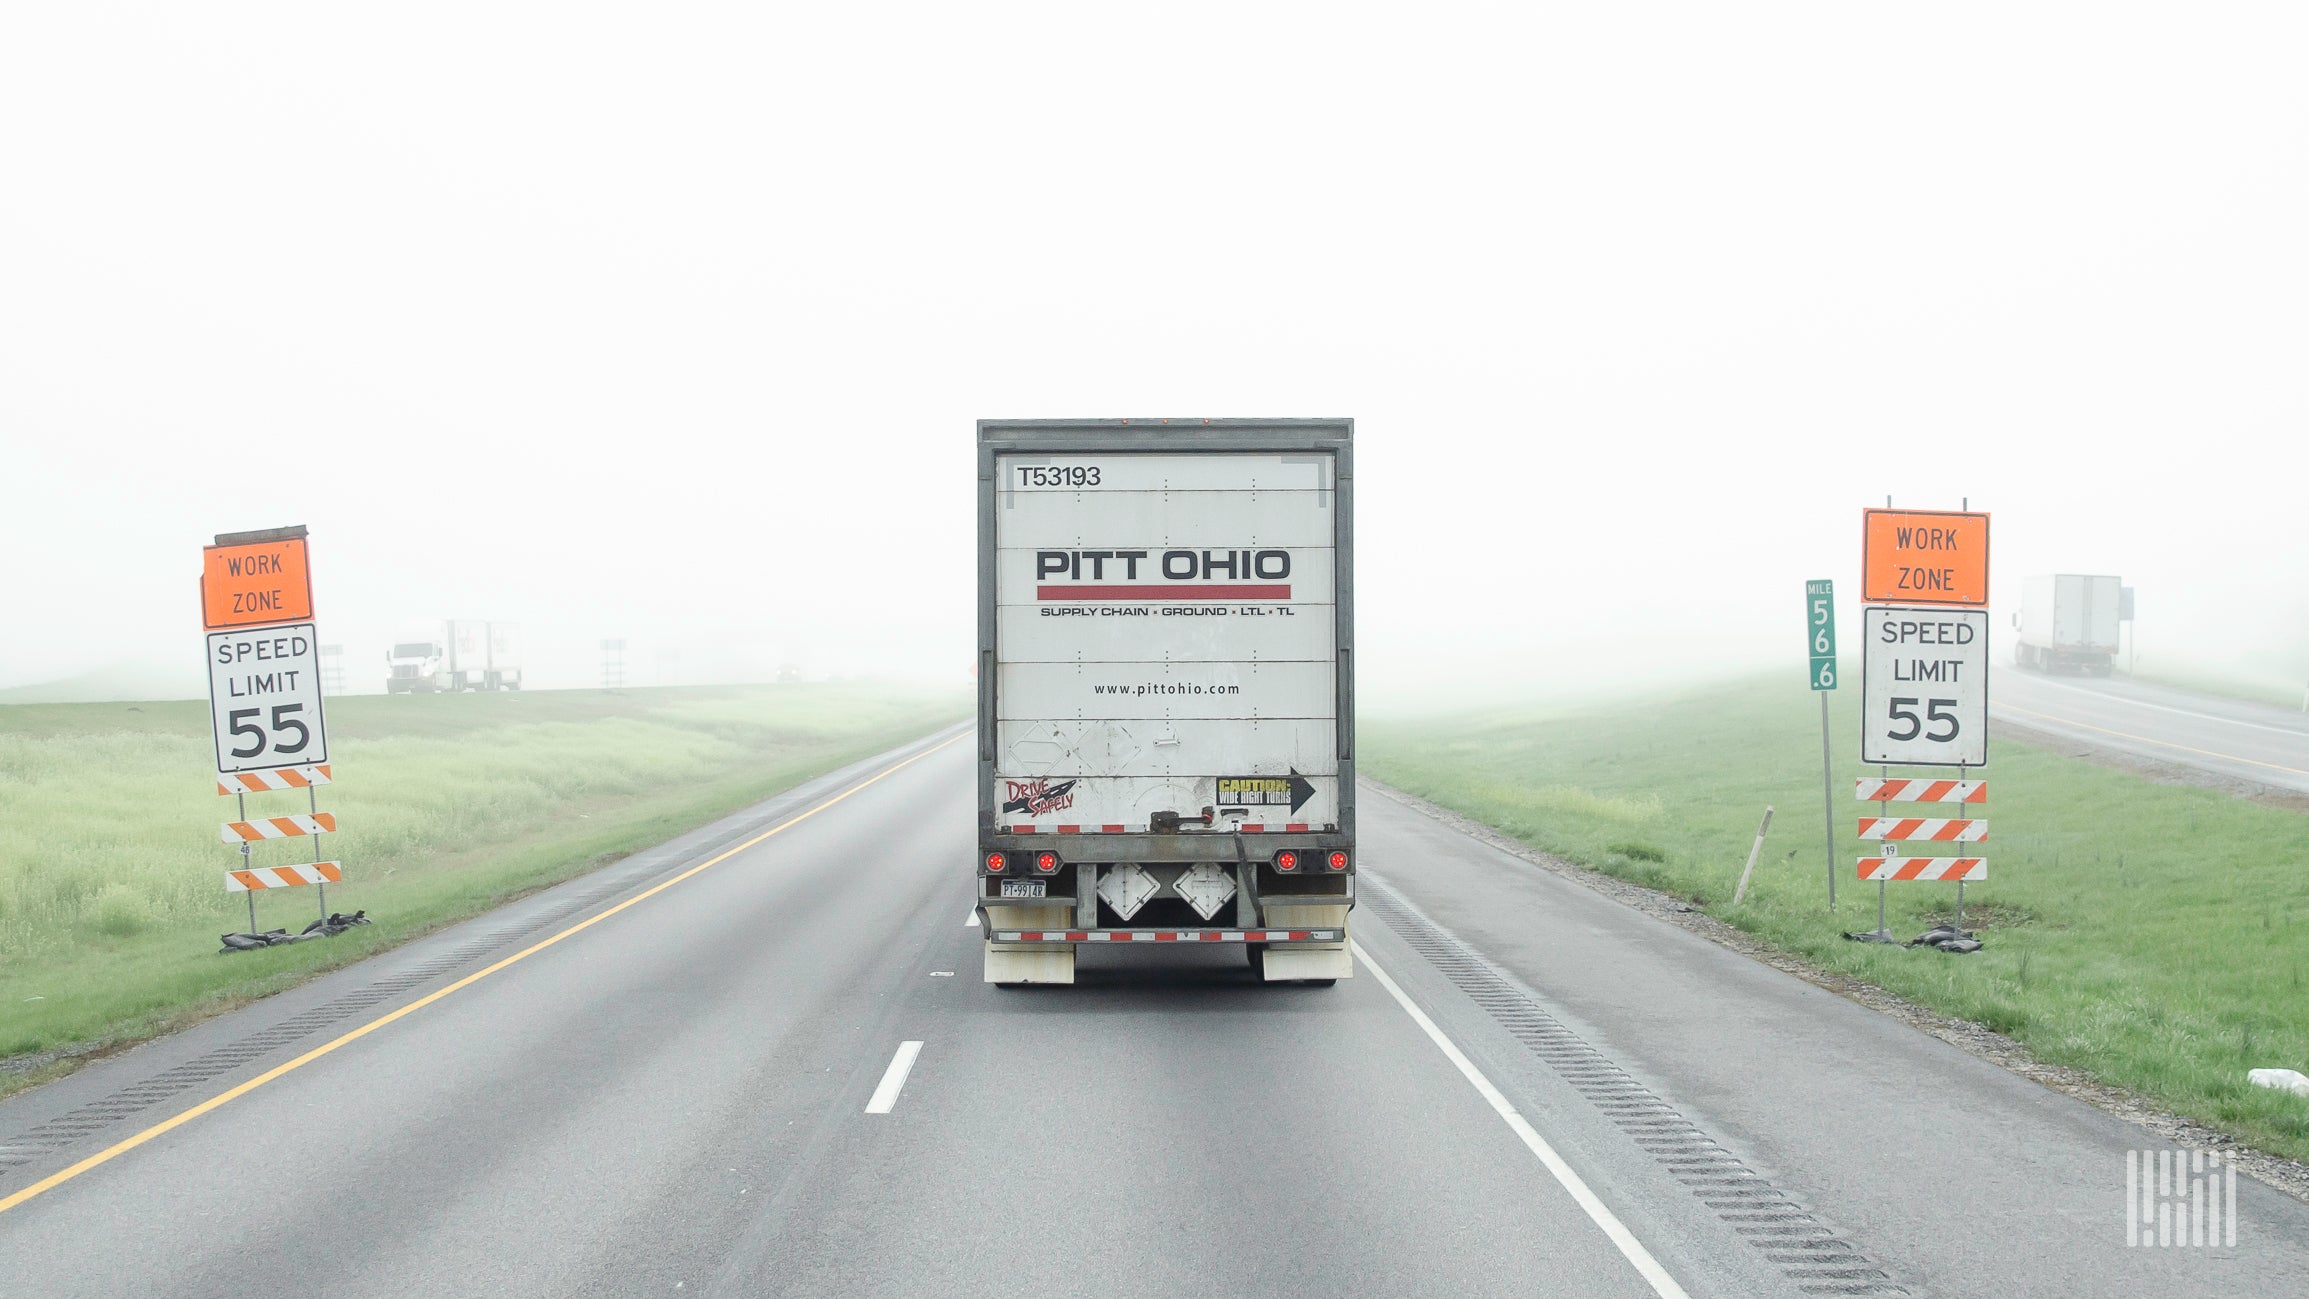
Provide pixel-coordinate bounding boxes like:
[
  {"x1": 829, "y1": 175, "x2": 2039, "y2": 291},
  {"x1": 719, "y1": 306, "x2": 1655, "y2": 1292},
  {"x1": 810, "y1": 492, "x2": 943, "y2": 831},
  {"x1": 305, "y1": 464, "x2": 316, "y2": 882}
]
[
  {"x1": 207, "y1": 623, "x2": 329, "y2": 773},
  {"x1": 1861, "y1": 606, "x2": 1987, "y2": 766}
]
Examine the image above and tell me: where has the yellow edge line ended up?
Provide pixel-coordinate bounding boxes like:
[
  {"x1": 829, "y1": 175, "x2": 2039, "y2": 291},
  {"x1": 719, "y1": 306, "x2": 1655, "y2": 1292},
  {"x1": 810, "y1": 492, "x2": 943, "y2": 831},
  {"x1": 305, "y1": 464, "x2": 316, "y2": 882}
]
[
  {"x1": 1998, "y1": 702, "x2": 2309, "y2": 778},
  {"x1": 0, "y1": 730, "x2": 969, "y2": 1218}
]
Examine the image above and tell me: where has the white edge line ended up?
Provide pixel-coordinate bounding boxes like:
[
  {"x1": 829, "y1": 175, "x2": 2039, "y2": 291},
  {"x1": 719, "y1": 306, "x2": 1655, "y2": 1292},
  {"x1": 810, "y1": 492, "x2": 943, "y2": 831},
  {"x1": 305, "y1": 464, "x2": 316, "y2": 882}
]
[
  {"x1": 1351, "y1": 940, "x2": 1691, "y2": 1299},
  {"x1": 2002, "y1": 676, "x2": 2309, "y2": 738},
  {"x1": 864, "y1": 1040, "x2": 924, "y2": 1115}
]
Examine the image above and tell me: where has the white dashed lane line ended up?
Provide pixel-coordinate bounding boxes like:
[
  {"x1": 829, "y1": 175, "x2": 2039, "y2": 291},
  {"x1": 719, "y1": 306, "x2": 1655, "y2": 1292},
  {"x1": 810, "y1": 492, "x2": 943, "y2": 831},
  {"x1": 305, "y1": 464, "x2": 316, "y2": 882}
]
[{"x1": 865, "y1": 1042, "x2": 924, "y2": 1115}]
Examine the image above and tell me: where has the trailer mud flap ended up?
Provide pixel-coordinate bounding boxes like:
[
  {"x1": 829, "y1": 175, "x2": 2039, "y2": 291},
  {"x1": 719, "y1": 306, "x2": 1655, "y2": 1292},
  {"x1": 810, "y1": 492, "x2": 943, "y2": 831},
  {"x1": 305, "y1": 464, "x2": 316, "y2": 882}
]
[
  {"x1": 984, "y1": 903, "x2": 1075, "y2": 984},
  {"x1": 1258, "y1": 902, "x2": 1352, "y2": 981}
]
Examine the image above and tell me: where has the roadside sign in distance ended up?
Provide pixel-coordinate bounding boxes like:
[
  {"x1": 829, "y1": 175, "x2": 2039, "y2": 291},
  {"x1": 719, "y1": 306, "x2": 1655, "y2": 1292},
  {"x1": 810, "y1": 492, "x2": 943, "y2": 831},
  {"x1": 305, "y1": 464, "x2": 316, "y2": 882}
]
[
  {"x1": 202, "y1": 533, "x2": 313, "y2": 630},
  {"x1": 207, "y1": 623, "x2": 329, "y2": 773},
  {"x1": 1806, "y1": 579, "x2": 1837, "y2": 690},
  {"x1": 1862, "y1": 509, "x2": 1988, "y2": 606},
  {"x1": 1861, "y1": 606, "x2": 1988, "y2": 767}
]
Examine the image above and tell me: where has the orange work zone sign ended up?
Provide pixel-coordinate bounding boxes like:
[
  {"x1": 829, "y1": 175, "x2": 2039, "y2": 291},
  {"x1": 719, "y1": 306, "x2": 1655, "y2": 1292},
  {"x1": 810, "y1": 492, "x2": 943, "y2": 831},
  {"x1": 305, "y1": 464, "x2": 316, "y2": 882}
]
[
  {"x1": 1862, "y1": 509, "x2": 1989, "y2": 605},
  {"x1": 202, "y1": 536, "x2": 313, "y2": 629}
]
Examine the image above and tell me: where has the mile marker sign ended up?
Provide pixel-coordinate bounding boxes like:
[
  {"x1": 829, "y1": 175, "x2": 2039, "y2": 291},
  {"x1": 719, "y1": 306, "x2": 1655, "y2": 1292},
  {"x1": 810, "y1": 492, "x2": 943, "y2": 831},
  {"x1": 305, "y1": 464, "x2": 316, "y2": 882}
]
[
  {"x1": 1861, "y1": 606, "x2": 1988, "y2": 766},
  {"x1": 1806, "y1": 580, "x2": 1837, "y2": 690}
]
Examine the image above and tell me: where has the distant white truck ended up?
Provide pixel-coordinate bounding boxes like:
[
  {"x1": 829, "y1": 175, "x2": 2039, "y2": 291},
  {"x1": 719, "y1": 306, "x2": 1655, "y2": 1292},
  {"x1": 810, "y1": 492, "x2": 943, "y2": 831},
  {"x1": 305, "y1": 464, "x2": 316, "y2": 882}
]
[
  {"x1": 385, "y1": 621, "x2": 524, "y2": 693},
  {"x1": 2014, "y1": 574, "x2": 2122, "y2": 674},
  {"x1": 976, "y1": 418, "x2": 1355, "y2": 986}
]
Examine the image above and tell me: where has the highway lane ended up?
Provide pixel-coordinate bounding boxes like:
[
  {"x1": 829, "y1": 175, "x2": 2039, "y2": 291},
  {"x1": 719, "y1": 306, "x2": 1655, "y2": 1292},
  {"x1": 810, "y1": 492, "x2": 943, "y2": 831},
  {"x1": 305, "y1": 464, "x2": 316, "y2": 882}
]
[
  {"x1": 1992, "y1": 670, "x2": 2309, "y2": 794},
  {"x1": 3, "y1": 729, "x2": 2307, "y2": 1296},
  {"x1": 0, "y1": 733, "x2": 1693, "y2": 1298}
]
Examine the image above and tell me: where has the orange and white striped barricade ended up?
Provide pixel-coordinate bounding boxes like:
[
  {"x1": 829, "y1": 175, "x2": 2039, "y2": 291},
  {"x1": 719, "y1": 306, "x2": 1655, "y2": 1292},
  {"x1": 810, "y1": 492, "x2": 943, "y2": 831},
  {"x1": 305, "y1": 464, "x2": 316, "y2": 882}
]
[
  {"x1": 1856, "y1": 817, "x2": 1986, "y2": 843},
  {"x1": 227, "y1": 861, "x2": 345, "y2": 892},
  {"x1": 1859, "y1": 856, "x2": 1986, "y2": 882},
  {"x1": 216, "y1": 764, "x2": 332, "y2": 795},
  {"x1": 1854, "y1": 780, "x2": 1989, "y2": 940},
  {"x1": 1854, "y1": 778, "x2": 1986, "y2": 804},
  {"x1": 219, "y1": 812, "x2": 337, "y2": 843}
]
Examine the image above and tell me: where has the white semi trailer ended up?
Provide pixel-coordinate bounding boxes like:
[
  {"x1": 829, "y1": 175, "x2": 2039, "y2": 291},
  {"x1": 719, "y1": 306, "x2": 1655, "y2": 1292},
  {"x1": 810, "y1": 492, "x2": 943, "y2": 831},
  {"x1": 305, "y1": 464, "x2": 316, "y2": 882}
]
[
  {"x1": 385, "y1": 621, "x2": 524, "y2": 692},
  {"x1": 2014, "y1": 574, "x2": 2122, "y2": 674},
  {"x1": 976, "y1": 419, "x2": 1355, "y2": 986}
]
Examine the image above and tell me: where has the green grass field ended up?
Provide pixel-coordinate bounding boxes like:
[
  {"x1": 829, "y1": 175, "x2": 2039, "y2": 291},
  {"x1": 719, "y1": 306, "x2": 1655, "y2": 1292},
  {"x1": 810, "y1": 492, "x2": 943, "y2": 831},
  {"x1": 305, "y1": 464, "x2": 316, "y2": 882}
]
[
  {"x1": 1364, "y1": 675, "x2": 2309, "y2": 1163},
  {"x1": 0, "y1": 684, "x2": 964, "y2": 1092}
]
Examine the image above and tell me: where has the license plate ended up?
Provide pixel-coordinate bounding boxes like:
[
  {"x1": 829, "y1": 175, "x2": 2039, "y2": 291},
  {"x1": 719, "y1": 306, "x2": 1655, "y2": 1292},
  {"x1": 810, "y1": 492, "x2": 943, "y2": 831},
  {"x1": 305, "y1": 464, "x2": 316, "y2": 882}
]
[{"x1": 999, "y1": 879, "x2": 1047, "y2": 898}]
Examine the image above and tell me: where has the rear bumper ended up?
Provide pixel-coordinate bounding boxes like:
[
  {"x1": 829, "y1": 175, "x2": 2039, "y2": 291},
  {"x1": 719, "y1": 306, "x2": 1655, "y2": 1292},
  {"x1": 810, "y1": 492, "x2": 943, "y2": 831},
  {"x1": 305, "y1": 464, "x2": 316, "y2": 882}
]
[
  {"x1": 984, "y1": 831, "x2": 1350, "y2": 863},
  {"x1": 987, "y1": 927, "x2": 1342, "y2": 944},
  {"x1": 2020, "y1": 643, "x2": 2114, "y2": 672},
  {"x1": 982, "y1": 901, "x2": 1354, "y2": 982}
]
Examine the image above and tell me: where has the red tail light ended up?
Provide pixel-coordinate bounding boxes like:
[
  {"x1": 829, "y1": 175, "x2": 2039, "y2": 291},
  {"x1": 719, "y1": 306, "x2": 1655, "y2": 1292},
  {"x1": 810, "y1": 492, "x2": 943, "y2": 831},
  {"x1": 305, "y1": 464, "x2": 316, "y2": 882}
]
[
  {"x1": 1036, "y1": 851, "x2": 1059, "y2": 873},
  {"x1": 1275, "y1": 850, "x2": 1298, "y2": 871},
  {"x1": 985, "y1": 853, "x2": 1005, "y2": 873},
  {"x1": 1327, "y1": 851, "x2": 1349, "y2": 871}
]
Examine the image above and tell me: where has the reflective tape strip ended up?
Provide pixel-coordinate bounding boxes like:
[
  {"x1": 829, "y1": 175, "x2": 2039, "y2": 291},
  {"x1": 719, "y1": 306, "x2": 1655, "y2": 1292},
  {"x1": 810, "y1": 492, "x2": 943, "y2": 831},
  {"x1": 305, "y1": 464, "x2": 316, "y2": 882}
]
[
  {"x1": 216, "y1": 765, "x2": 333, "y2": 795},
  {"x1": 225, "y1": 861, "x2": 344, "y2": 892},
  {"x1": 1236, "y1": 824, "x2": 1315, "y2": 833},
  {"x1": 1857, "y1": 817, "x2": 1986, "y2": 842},
  {"x1": 1854, "y1": 779, "x2": 1986, "y2": 803},
  {"x1": 220, "y1": 812, "x2": 337, "y2": 843},
  {"x1": 1009, "y1": 825, "x2": 1135, "y2": 834},
  {"x1": 1859, "y1": 857, "x2": 1986, "y2": 881},
  {"x1": 992, "y1": 929, "x2": 1337, "y2": 943}
]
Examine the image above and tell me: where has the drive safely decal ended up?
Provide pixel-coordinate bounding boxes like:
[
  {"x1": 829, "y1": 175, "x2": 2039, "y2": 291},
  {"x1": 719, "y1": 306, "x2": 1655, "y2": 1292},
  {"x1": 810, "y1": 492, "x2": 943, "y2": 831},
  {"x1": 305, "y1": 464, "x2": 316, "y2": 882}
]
[{"x1": 1002, "y1": 777, "x2": 1078, "y2": 818}]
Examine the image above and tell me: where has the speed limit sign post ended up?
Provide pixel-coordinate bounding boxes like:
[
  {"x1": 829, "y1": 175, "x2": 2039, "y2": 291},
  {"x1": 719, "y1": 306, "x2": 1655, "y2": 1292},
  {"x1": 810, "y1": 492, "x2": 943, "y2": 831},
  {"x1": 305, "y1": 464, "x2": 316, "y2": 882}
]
[
  {"x1": 201, "y1": 525, "x2": 341, "y2": 930},
  {"x1": 1853, "y1": 505, "x2": 1991, "y2": 940}
]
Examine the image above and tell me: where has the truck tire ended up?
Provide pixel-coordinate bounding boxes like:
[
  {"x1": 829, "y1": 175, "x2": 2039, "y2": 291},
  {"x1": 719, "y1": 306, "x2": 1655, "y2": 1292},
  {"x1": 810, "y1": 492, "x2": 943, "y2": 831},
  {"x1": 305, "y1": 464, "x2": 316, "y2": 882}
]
[
  {"x1": 1301, "y1": 979, "x2": 1338, "y2": 987},
  {"x1": 1244, "y1": 941, "x2": 1267, "y2": 969}
]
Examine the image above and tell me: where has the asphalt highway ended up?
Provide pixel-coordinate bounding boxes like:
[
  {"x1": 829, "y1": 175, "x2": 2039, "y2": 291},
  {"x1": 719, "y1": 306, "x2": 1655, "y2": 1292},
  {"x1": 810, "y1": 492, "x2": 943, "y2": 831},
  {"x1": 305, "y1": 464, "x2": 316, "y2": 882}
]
[
  {"x1": 3, "y1": 727, "x2": 2306, "y2": 1297},
  {"x1": 1993, "y1": 670, "x2": 2309, "y2": 794}
]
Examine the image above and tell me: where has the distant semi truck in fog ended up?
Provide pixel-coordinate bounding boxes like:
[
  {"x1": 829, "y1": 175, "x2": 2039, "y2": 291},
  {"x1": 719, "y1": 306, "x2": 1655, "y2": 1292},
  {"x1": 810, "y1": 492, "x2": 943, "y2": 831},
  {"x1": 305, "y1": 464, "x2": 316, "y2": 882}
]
[
  {"x1": 386, "y1": 621, "x2": 524, "y2": 693},
  {"x1": 2014, "y1": 574, "x2": 2124, "y2": 675}
]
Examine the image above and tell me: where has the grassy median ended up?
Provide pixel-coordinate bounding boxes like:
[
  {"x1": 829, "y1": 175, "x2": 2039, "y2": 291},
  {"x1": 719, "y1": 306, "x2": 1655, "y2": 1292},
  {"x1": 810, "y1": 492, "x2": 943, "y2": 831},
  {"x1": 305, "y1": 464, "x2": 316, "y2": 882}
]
[
  {"x1": 1364, "y1": 675, "x2": 2309, "y2": 1164},
  {"x1": 0, "y1": 684, "x2": 964, "y2": 1092}
]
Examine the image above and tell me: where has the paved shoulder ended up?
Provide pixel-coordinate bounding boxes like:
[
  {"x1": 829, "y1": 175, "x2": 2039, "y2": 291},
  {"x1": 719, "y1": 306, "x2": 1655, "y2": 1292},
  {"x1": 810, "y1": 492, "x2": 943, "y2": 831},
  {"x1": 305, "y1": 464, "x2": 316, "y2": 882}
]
[{"x1": 1360, "y1": 784, "x2": 2309, "y2": 1297}]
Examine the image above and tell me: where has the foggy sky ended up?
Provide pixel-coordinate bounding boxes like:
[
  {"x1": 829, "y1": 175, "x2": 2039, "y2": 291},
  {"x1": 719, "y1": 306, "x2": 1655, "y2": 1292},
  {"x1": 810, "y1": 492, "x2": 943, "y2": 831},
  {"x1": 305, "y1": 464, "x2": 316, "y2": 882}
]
[{"x1": 5, "y1": 4, "x2": 2305, "y2": 704}]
